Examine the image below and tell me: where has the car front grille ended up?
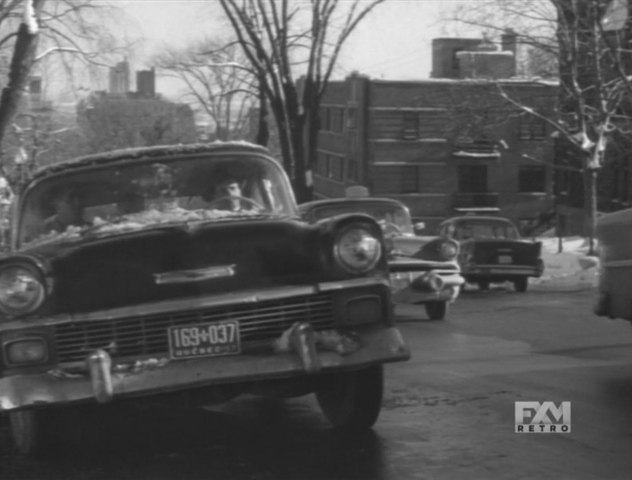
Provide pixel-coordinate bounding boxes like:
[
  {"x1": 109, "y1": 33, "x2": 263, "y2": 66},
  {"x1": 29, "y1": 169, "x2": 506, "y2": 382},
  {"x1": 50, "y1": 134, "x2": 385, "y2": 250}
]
[{"x1": 53, "y1": 293, "x2": 335, "y2": 363}]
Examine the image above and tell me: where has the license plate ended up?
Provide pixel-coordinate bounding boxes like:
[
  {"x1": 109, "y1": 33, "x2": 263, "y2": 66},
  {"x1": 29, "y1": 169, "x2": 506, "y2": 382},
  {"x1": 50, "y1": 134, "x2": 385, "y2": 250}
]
[
  {"x1": 168, "y1": 320, "x2": 241, "y2": 359},
  {"x1": 498, "y1": 255, "x2": 513, "y2": 264}
]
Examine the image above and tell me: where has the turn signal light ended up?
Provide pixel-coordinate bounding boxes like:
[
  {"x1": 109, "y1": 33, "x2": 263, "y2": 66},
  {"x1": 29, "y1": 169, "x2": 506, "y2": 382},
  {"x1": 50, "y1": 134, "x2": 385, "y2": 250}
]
[{"x1": 5, "y1": 338, "x2": 48, "y2": 365}]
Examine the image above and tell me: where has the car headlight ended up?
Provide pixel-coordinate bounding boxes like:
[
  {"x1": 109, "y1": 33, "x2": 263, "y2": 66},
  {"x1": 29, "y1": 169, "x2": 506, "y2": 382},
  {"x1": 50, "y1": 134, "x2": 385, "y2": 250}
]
[
  {"x1": 439, "y1": 239, "x2": 459, "y2": 261},
  {"x1": 0, "y1": 264, "x2": 46, "y2": 316},
  {"x1": 334, "y1": 225, "x2": 382, "y2": 274}
]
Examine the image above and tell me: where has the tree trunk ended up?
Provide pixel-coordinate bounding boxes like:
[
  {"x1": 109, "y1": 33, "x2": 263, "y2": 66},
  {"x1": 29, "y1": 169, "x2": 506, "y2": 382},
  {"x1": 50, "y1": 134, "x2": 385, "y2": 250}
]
[
  {"x1": 255, "y1": 90, "x2": 269, "y2": 147},
  {"x1": 0, "y1": 0, "x2": 45, "y2": 154},
  {"x1": 290, "y1": 114, "x2": 310, "y2": 203},
  {"x1": 302, "y1": 89, "x2": 319, "y2": 203},
  {"x1": 583, "y1": 168, "x2": 598, "y2": 255}
]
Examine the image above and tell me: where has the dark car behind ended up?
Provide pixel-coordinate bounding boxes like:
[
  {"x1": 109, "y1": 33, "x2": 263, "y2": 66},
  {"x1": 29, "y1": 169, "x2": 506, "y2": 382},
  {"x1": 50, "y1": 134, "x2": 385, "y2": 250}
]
[{"x1": 439, "y1": 216, "x2": 543, "y2": 292}]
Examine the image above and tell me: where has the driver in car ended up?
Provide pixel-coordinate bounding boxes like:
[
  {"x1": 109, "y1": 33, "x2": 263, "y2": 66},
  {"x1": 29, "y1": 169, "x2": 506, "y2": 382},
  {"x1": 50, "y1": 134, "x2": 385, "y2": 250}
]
[
  {"x1": 214, "y1": 177, "x2": 244, "y2": 212},
  {"x1": 208, "y1": 175, "x2": 261, "y2": 213}
]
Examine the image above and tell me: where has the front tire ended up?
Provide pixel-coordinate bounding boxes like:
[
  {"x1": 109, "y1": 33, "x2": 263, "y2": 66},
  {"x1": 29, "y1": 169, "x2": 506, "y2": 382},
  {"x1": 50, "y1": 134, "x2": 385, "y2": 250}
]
[
  {"x1": 513, "y1": 277, "x2": 528, "y2": 292},
  {"x1": 425, "y1": 301, "x2": 448, "y2": 320},
  {"x1": 9, "y1": 410, "x2": 39, "y2": 456},
  {"x1": 316, "y1": 365, "x2": 383, "y2": 430}
]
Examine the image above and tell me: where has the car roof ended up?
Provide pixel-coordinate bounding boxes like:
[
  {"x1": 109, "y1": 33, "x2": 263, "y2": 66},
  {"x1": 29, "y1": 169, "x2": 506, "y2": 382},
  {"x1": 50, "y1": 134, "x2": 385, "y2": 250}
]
[
  {"x1": 299, "y1": 197, "x2": 406, "y2": 212},
  {"x1": 28, "y1": 141, "x2": 273, "y2": 182}
]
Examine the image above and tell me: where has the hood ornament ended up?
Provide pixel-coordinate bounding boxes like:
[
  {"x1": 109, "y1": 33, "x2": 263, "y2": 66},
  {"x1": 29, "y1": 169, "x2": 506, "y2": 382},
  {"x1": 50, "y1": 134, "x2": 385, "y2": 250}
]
[{"x1": 154, "y1": 264, "x2": 236, "y2": 284}]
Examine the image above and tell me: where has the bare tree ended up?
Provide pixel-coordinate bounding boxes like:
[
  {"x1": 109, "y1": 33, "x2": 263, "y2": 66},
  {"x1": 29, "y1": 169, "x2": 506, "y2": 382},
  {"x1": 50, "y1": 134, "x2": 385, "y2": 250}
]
[
  {"x1": 0, "y1": 0, "x2": 45, "y2": 154},
  {"x1": 219, "y1": 0, "x2": 386, "y2": 202},
  {"x1": 444, "y1": 0, "x2": 632, "y2": 254},
  {"x1": 0, "y1": 0, "x2": 132, "y2": 181},
  {"x1": 154, "y1": 38, "x2": 257, "y2": 141}
]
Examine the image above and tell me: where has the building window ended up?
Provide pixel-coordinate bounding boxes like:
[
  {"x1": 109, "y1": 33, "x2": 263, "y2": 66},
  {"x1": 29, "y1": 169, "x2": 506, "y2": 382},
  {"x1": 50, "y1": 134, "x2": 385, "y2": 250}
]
[
  {"x1": 332, "y1": 108, "x2": 345, "y2": 133},
  {"x1": 346, "y1": 107, "x2": 357, "y2": 129},
  {"x1": 519, "y1": 115, "x2": 546, "y2": 140},
  {"x1": 330, "y1": 155, "x2": 344, "y2": 181},
  {"x1": 321, "y1": 108, "x2": 331, "y2": 132},
  {"x1": 418, "y1": 111, "x2": 448, "y2": 139},
  {"x1": 401, "y1": 110, "x2": 448, "y2": 140},
  {"x1": 347, "y1": 158, "x2": 358, "y2": 182},
  {"x1": 317, "y1": 152, "x2": 328, "y2": 176},
  {"x1": 316, "y1": 151, "x2": 345, "y2": 182},
  {"x1": 457, "y1": 165, "x2": 488, "y2": 192},
  {"x1": 402, "y1": 111, "x2": 419, "y2": 140},
  {"x1": 518, "y1": 165, "x2": 546, "y2": 193},
  {"x1": 373, "y1": 166, "x2": 418, "y2": 194}
]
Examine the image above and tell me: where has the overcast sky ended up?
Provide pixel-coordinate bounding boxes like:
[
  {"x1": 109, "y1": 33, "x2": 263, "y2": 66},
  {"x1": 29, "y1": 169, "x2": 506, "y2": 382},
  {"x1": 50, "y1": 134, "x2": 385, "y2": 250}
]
[{"x1": 114, "y1": 0, "x2": 477, "y2": 99}]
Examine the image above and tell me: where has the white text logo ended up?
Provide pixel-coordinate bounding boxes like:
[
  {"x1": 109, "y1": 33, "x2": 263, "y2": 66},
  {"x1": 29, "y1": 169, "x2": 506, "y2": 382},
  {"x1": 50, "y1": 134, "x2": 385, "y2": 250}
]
[{"x1": 515, "y1": 401, "x2": 571, "y2": 433}]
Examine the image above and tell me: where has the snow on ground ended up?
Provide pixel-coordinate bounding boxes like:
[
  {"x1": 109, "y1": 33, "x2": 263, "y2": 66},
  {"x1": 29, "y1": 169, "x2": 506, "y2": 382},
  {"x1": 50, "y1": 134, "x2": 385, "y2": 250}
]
[{"x1": 529, "y1": 236, "x2": 600, "y2": 291}]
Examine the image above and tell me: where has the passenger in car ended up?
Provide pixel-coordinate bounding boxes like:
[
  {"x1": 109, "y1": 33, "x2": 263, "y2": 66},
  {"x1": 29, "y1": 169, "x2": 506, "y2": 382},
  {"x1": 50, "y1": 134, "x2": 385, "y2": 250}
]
[{"x1": 43, "y1": 189, "x2": 89, "y2": 233}]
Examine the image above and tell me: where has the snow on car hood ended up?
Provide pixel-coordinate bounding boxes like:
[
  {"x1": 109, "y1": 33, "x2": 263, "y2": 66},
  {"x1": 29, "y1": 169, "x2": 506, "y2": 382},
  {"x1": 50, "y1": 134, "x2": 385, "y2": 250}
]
[{"x1": 23, "y1": 206, "x2": 265, "y2": 248}]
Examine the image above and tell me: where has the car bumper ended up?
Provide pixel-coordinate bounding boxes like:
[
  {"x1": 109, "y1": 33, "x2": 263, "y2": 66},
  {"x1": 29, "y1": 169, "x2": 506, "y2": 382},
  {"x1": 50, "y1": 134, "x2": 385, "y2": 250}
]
[
  {"x1": 463, "y1": 265, "x2": 542, "y2": 277},
  {"x1": 389, "y1": 271, "x2": 465, "y2": 304},
  {"x1": 0, "y1": 325, "x2": 409, "y2": 411}
]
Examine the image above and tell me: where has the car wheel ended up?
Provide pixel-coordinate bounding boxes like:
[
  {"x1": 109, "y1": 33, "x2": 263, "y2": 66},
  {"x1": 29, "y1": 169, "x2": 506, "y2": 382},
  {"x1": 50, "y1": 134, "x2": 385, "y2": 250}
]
[
  {"x1": 316, "y1": 365, "x2": 383, "y2": 430},
  {"x1": 9, "y1": 410, "x2": 40, "y2": 456},
  {"x1": 514, "y1": 277, "x2": 528, "y2": 292},
  {"x1": 477, "y1": 280, "x2": 490, "y2": 291},
  {"x1": 425, "y1": 301, "x2": 448, "y2": 320}
]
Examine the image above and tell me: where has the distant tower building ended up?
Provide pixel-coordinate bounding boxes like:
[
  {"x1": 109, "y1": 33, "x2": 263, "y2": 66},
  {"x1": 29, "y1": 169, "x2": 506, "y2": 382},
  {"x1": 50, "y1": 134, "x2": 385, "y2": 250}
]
[
  {"x1": 432, "y1": 32, "x2": 518, "y2": 80},
  {"x1": 136, "y1": 68, "x2": 156, "y2": 98},
  {"x1": 109, "y1": 61, "x2": 130, "y2": 95},
  {"x1": 456, "y1": 36, "x2": 516, "y2": 79},
  {"x1": 431, "y1": 38, "x2": 482, "y2": 78}
]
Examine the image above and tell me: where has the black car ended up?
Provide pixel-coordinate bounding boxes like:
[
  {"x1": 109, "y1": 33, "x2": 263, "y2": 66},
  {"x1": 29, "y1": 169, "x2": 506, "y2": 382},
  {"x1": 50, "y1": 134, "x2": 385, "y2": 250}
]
[
  {"x1": 0, "y1": 142, "x2": 410, "y2": 455},
  {"x1": 300, "y1": 197, "x2": 464, "y2": 320},
  {"x1": 439, "y1": 216, "x2": 543, "y2": 292}
]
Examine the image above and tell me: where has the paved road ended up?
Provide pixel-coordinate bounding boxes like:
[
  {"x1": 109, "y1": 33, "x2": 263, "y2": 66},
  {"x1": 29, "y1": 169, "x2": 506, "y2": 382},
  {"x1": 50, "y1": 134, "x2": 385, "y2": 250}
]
[{"x1": 2, "y1": 287, "x2": 632, "y2": 480}]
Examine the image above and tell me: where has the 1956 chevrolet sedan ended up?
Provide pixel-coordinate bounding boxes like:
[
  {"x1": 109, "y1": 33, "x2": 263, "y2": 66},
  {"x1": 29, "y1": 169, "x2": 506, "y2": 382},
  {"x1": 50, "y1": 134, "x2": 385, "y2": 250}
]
[{"x1": 0, "y1": 142, "x2": 410, "y2": 455}]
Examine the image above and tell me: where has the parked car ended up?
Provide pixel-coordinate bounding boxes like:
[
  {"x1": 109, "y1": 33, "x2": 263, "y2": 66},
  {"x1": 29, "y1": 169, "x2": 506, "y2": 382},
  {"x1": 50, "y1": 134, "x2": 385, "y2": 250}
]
[
  {"x1": 0, "y1": 142, "x2": 410, "y2": 455},
  {"x1": 594, "y1": 208, "x2": 632, "y2": 321},
  {"x1": 438, "y1": 215, "x2": 544, "y2": 292},
  {"x1": 299, "y1": 197, "x2": 464, "y2": 320}
]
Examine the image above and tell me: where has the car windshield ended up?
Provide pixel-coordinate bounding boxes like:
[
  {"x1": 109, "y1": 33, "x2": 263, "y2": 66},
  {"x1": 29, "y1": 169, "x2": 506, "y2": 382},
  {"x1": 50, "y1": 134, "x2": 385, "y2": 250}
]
[
  {"x1": 454, "y1": 220, "x2": 519, "y2": 240},
  {"x1": 18, "y1": 153, "x2": 296, "y2": 247},
  {"x1": 310, "y1": 202, "x2": 413, "y2": 236}
]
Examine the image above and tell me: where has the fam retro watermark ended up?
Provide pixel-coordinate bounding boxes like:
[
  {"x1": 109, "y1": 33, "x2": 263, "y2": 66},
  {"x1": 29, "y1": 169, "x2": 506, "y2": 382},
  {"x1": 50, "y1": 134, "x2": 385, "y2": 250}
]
[{"x1": 515, "y1": 401, "x2": 571, "y2": 433}]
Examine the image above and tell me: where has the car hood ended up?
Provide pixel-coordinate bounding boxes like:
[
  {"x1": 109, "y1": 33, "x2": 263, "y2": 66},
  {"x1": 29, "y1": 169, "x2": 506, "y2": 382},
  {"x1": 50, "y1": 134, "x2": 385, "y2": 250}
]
[{"x1": 18, "y1": 218, "x2": 331, "y2": 314}]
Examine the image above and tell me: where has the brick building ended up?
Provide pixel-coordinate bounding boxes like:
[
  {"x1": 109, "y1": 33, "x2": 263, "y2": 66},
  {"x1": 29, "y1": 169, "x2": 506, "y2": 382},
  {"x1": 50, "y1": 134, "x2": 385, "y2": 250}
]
[{"x1": 313, "y1": 35, "x2": 558, "y2": 233}]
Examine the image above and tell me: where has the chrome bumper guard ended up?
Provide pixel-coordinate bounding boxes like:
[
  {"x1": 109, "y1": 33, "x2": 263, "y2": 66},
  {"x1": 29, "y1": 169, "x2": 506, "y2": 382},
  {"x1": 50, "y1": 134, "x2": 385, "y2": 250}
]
[
  {"x1": 464, "y1": 265, "x2": 541, "y2": 276},
  {"x1": 390, "y1": 272, "x2": 464, "y2": 304}
]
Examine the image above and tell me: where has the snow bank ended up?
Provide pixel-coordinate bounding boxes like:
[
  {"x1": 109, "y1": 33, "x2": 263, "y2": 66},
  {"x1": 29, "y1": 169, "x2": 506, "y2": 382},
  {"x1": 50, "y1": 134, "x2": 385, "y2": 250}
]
[{"x1": 529, "y1": 236, "x2": 599, "y2": 291}]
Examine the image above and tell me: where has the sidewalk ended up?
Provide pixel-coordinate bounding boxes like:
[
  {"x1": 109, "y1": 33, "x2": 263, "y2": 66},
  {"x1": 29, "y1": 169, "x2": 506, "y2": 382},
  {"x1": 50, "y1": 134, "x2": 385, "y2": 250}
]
[{"x1": 529, "y1": 237, "x2": 599, "y2": 292}]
